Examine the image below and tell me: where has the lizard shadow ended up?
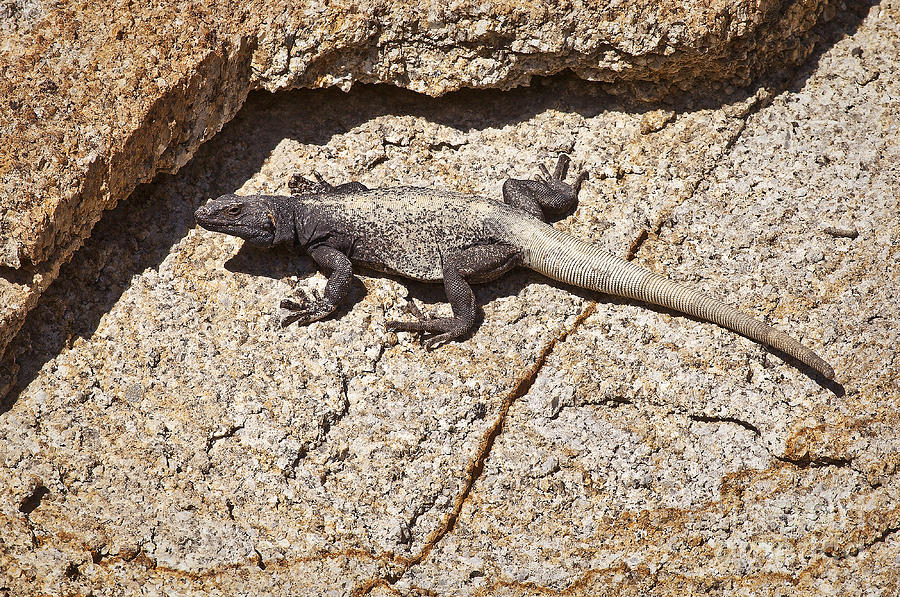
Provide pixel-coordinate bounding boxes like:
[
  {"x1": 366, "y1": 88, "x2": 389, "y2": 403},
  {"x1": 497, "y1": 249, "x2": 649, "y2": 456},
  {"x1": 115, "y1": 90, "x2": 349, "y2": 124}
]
[
  {"x1": 641, "y1": 299, "x2": 844, "y2": 392},
  {"x1": 225, "y1": 243, "x2": 490, "y2": 337},
  {"x1": 224, "y1": 243, "x2": 317, "y2": 280},
  {"x1": 330, "y1": 262, "x2": 842, "y2": 392},
  {"x1": 0, "y1": 129, "x2": 277, "y2": 412},
  {"x1": 223, "y1": 244, "x2": 368, "y2": 319}
]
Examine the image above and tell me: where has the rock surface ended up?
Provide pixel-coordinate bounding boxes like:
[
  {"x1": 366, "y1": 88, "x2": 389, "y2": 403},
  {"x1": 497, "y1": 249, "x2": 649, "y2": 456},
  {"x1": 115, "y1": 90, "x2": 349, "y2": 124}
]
[
  {"x1": 0, "y1": 0, "x2": 842, "y2": 362},
  {"x1": 2, "y1": 0, "x2": 899, "y2": 595}
]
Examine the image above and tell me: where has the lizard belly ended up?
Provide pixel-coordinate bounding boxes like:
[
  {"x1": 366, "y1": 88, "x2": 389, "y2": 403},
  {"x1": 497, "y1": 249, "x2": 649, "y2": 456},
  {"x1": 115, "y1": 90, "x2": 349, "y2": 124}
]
[{"x1": 351, "y1": 235, "x2": 476, "y2": 282}]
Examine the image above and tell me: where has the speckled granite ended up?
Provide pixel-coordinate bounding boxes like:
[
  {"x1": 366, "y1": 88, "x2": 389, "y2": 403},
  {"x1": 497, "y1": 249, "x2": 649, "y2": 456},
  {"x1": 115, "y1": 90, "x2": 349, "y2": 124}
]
[
  {"x1": 0, "y1": 0, "x2": 844, "y2": 362},
  {"x1": 1, "y1": 0, "x2": 898, "y2": 594}
]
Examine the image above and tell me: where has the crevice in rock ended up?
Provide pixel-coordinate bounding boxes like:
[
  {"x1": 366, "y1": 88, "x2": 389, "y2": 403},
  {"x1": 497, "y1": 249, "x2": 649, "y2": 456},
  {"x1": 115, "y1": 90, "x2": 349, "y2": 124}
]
[
  {"x1": 689, "y1": 414, "x2": 761, "y2": 436},
  {"x1": 550, "y1": 395, "x2": 634, "y2": 420},
  {"x1": 18, "y1": 484, "x2": 49, "y2": 515},
  {"x1": 204, "y1": 423, "x2": 245, "y2": 454},
  {"x1": 63, "y1": 561, "x2": 80, "y2": 580},
  {"x1": 285, "y1": 372, "x2": 351, "y2": 479},
  {"x1": 851, "y1": 525, "x2": 900, "y2": 557},
  {"x1": 824, "y1": 523, "x2": 900, "y2": 560},
  {"x1": 776, "y1": 454, "x2": 853, "y2": 468},
  {"x1": 626, "y1": 228, "x2": 649, "y2": 261},
  {"x1": 254, "y1": 548, "x2": 267, "y2": 570},
  {"x1": 631, "y1": 101, "x2": 759, "y2": 260},
  {"x1": 350, "y1": 578, "x2": 396, "y2": 597},
  {"x1": 284, "y1": 447, "x2": 309, "y2": 479},
  {"x1": 368, "y1": 302, "x2": 598, "y2": 589},
  {"x1": 426, "y1": 139, "x2": 467, "y2": 151},
  {"x1": 400, "y1": 493, "x2": 439, "y2": 547}
]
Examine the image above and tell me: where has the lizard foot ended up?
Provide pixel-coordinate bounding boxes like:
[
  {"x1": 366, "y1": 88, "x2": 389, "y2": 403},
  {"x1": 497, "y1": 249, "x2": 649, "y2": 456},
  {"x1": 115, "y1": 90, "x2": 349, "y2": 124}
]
[
  {"x1": 288, "y1": 172, "x2": 334, "y2": 195},
  {"x1": 536, "y1": 154, "x2": 589, "y2": 200},
  {"x1": 279, "y1": 292, "x2": 337, "y2": 327}
]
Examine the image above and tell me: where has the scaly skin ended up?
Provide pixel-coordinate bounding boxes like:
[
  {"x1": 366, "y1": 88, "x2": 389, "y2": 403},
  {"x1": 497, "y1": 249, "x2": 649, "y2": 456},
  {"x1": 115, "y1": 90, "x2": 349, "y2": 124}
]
[{"x1": 195, "y1": 155, "x2": 834, "y2": 379}]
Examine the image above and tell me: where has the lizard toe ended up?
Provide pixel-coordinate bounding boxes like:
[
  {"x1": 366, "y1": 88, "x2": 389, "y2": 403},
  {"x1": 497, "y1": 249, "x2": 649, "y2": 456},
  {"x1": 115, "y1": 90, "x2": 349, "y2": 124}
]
[
  {"x1": 280, "y1": 312, "x2": 304, "y2": 327},
  {"x1": 279, "y1": 293, "x2": 337, "y2": 326},
  {"x1": 385, "y1": 319, "x2": 426, "y2": 333},
  {"x1": 423, "y1": 333, "x2": 454, "y2": 349},
  {"x1": 280, "y1": 297, "x2": 304, "y2": 310}
]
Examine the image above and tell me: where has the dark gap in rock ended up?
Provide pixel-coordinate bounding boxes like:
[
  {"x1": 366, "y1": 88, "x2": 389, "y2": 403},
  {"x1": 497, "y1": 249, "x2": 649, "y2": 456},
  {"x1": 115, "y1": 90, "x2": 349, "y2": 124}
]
[{"x1": 18, "y1": 484, "x2": 49, "y2": 514}]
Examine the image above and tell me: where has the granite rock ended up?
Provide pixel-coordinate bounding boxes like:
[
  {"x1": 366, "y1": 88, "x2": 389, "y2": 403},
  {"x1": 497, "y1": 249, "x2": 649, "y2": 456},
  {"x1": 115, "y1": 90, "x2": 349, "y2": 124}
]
[
  {"x1": 2, "y1": 0, "x2": 899, "y2": 595},
  {"x1": 1, "y1": 0, "x2": 844, "y2": 361}
]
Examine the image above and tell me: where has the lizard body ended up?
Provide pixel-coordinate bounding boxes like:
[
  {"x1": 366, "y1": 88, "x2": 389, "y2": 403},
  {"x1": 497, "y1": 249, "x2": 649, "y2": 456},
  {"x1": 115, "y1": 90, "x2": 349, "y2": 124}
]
[{"x1": 195, "y1": 156, "x2": 834, "y2": 379}]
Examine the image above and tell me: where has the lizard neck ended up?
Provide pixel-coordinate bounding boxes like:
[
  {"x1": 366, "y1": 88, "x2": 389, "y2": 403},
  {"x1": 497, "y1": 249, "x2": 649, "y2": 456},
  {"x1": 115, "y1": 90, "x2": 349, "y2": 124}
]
[
  {"x1": 265, "y1": 196, "x2": 301, "y2": 246},
  {"x1": 292, "y1": 202, "x2": 326, "y2": 249}
]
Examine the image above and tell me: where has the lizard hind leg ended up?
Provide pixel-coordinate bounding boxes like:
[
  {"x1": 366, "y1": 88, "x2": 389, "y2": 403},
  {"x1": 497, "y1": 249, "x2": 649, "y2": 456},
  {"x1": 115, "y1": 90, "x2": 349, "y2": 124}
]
[
  {"x1": 501, "y1": 154, "x2": 589, "y2": 220},
  {"x1": 288, "y1": 172, "x2": 369, "y2": 196},
  {"x1": 386, "y1": 244, "x2": 521, "y2": 349},
  {"x1": 386, "y1": 262, "x2": 476, "y2": 349}
]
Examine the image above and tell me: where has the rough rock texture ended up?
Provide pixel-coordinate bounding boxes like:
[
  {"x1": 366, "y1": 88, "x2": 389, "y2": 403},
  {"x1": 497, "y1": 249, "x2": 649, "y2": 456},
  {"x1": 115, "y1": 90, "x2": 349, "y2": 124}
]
[
  {"x1": 2, "y1": 0, "x2": 899, "y2": 595},
  {"x1": 0, "y1": 0, "x2": 843, "y2": 363}
]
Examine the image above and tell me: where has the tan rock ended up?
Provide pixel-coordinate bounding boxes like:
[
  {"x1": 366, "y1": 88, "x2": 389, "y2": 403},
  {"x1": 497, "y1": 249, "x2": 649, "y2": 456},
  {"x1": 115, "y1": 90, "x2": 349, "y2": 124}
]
[
  {"x1": 4, "y1": 0, "x2": 897, "y2": 594},
  {"x1": 1, "y1": 0, "x2": 840, "y2": 360}
]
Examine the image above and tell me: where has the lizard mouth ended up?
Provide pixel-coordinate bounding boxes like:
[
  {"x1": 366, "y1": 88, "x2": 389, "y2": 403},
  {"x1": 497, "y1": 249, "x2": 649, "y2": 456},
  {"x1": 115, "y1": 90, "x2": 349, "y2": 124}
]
[
  {"x1": 196, "y1": 217, "x2": 254, "y2": 236},
  {"x1": 193, "y1": 203, "x2": 217, "y2": 226}
]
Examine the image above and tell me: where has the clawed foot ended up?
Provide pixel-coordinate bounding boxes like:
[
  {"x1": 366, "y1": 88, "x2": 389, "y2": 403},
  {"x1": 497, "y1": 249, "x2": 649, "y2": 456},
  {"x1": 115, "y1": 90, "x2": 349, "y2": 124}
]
[
  {"x1": 536, "y1": 154, "x2": 589, "y2": 200},
  {"x1": 279, "y1": 288, "x2": 337, "y2": 327},
  {"x1": 386, "y1": 302, "x2": 468, "y2": 349},
  {"x1": 288, "y1": 172, "x2": 334, "y2": 196}
]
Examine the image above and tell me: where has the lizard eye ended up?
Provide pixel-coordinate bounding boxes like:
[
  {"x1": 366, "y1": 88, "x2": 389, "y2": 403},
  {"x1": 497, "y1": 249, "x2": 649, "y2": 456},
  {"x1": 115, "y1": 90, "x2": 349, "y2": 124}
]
[{"x1": 226, "y1": 204, "x2": 243, "y2": 218}]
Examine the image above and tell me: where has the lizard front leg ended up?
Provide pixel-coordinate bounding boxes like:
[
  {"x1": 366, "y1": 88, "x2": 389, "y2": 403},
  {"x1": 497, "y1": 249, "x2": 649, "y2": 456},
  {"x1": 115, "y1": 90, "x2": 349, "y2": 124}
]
[
  {"x1": 502, "y1": 154, "x2": 589, "y2": 221},
  {"x1": 281, "y1": 244, "x2": 353, "y2": 327},
  {"x1": 386, "y1": 244, "x2": 521, "y2": 348}
]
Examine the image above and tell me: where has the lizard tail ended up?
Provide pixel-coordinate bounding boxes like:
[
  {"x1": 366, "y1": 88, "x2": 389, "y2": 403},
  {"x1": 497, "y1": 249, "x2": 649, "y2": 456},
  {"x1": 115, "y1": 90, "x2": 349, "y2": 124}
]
[{"x1": 521, "y1": 223, "x2": 835, "y2": 379}]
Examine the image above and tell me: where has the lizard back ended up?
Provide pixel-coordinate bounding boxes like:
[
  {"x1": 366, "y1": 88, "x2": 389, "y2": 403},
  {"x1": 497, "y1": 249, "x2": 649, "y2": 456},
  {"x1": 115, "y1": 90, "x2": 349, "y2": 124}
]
[{"x1": 293, "y1": 187, "x2": 511, "y2": 281}]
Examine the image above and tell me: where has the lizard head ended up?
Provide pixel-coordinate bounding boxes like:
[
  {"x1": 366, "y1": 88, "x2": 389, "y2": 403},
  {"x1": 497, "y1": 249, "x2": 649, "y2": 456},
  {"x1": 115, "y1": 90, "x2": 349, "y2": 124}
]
[{"x1": 195, "y1": 194, "x2": 284, "y2": 247}]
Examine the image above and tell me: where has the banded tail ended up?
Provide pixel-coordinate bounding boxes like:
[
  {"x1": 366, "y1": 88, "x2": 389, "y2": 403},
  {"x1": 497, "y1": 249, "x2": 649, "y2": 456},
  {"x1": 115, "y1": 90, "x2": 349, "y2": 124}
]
[{"x1": 520, "y1": 222, "x2": 834, "y2": 379}]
